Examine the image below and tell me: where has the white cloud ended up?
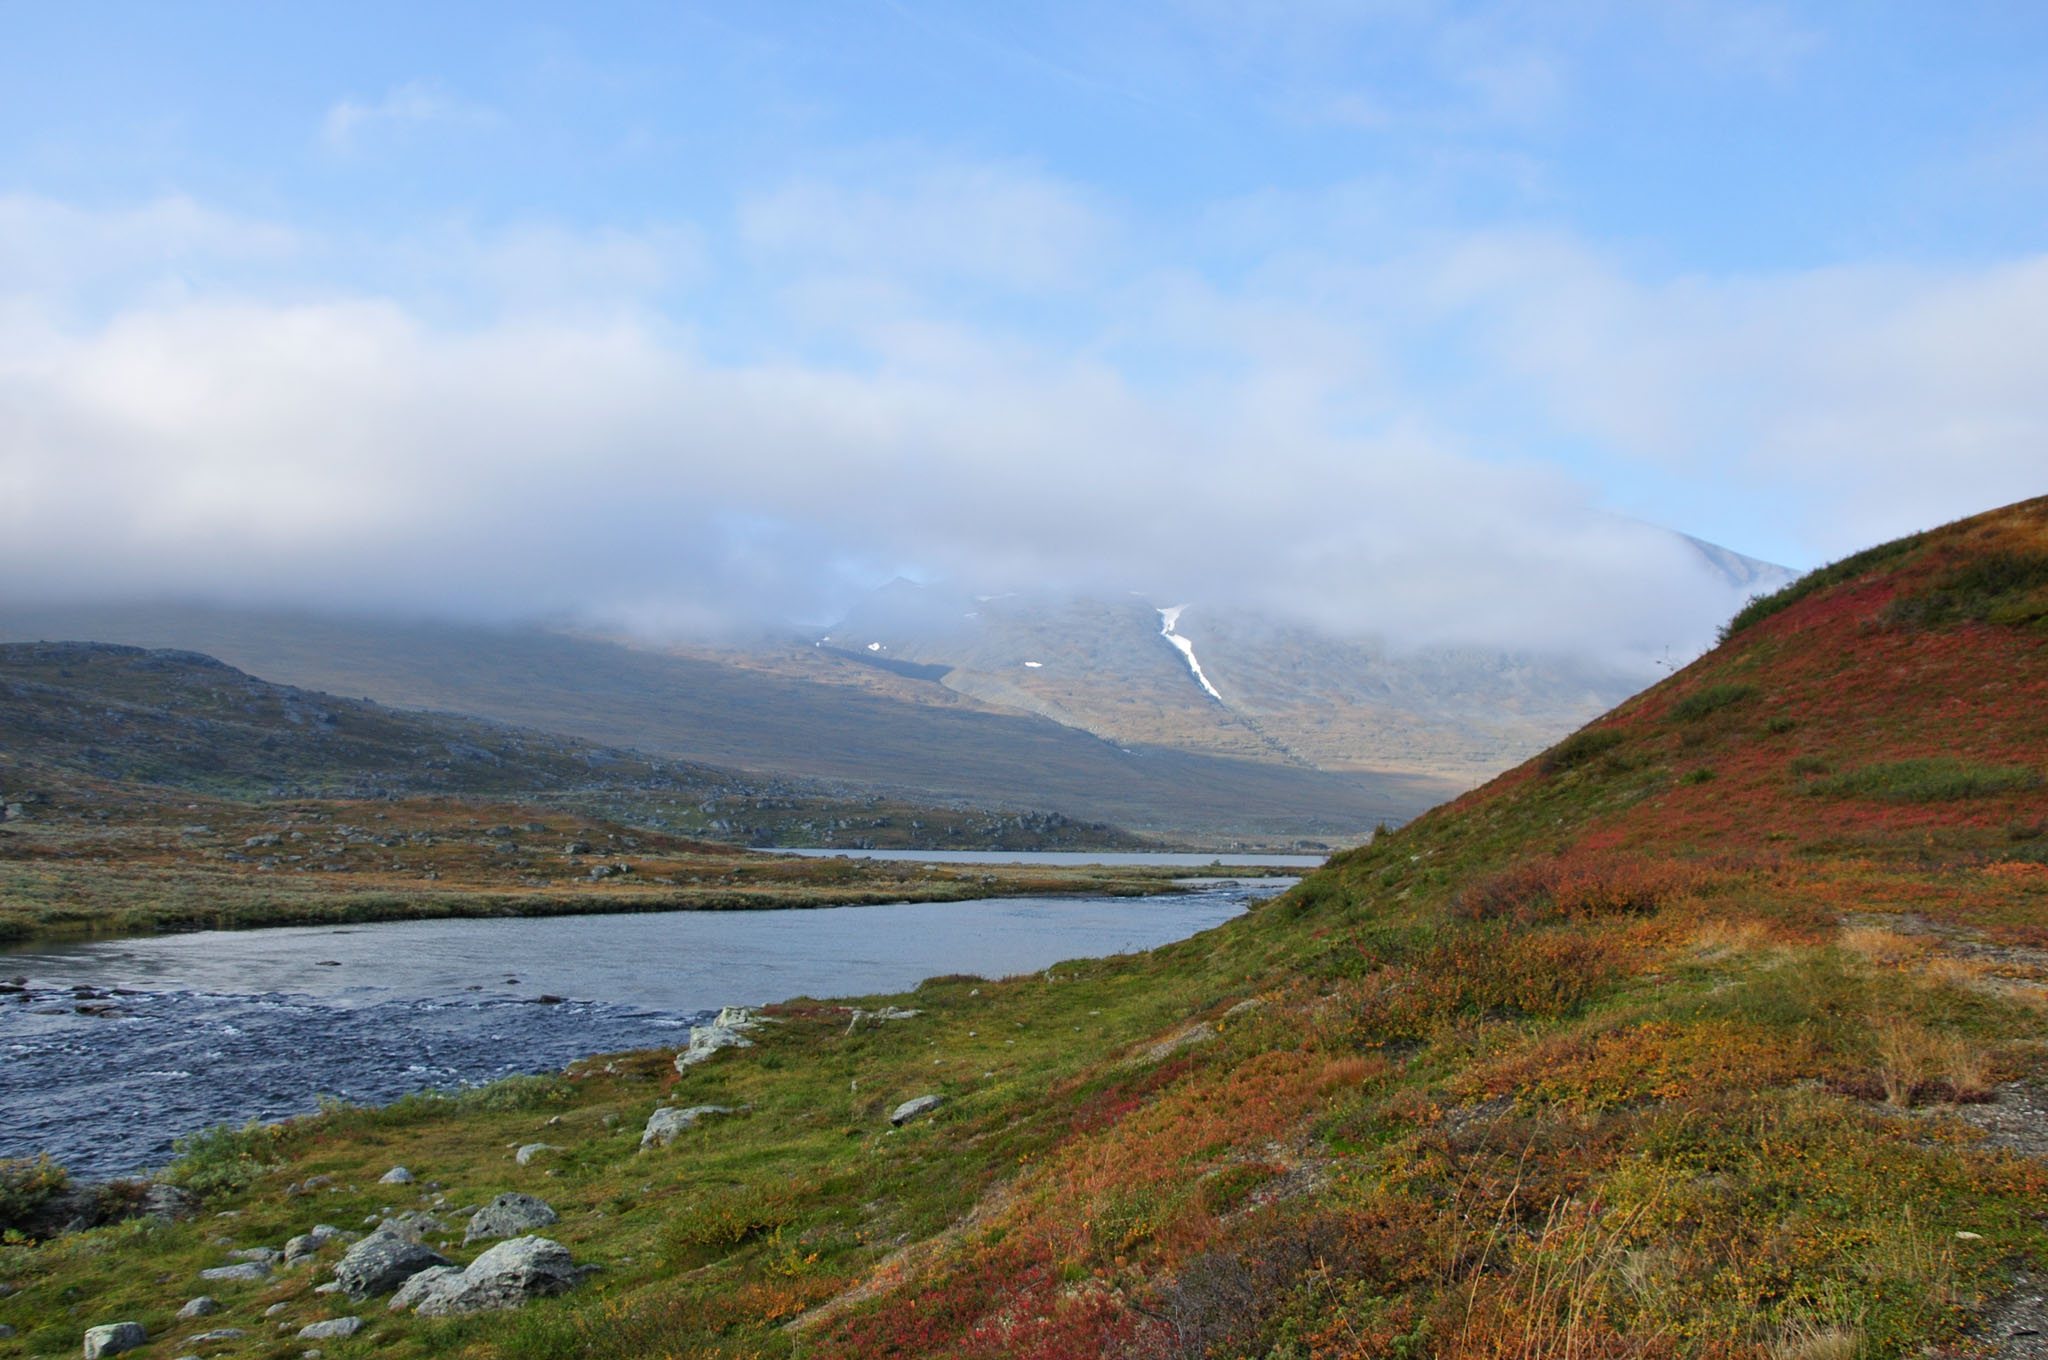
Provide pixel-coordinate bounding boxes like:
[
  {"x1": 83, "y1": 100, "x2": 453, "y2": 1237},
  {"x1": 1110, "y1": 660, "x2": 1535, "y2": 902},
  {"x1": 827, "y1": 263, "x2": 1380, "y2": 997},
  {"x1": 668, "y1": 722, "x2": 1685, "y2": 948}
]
[
  {"x1": 320, "y1": 81, "x2": 496, "y2": 152},
  {"x1": 2, "y1": 188, "x2": 2041, "y2": 664}
]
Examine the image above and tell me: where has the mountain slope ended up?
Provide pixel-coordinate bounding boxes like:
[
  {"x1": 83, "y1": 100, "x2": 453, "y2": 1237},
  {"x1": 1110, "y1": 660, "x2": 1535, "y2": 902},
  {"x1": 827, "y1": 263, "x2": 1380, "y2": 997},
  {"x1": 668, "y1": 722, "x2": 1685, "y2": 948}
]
[{"x1": 0, "y1": 606, "x2": 1457, "y2": 840}]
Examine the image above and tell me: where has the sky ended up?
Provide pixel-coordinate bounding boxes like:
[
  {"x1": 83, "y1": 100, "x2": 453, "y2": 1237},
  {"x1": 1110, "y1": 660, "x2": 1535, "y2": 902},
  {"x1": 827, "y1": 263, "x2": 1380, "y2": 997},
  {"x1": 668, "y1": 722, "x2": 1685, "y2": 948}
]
[{"x1": 1, "y1": 1, "x2": 2043, "y2": 659}]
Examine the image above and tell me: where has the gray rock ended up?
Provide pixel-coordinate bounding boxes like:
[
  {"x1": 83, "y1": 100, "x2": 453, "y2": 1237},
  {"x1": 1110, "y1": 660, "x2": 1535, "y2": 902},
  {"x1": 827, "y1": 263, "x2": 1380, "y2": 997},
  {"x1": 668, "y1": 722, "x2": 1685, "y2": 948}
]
[
  {"x1": 312, "y1": 1282, "x2": 343, "y2": 1294},
  {"x1": 513, "y1": 1143, "x2": 561, "y2": 1166},
  {"x1": 231, "y1": 1247, "x2": 283, "y2": 1265},
  {"x1": 378, "y1": 1166, "x2": 414, "y2": 1185},
  {"x1": 0, "y1": 1323, "x2": 12, "y2": 1339},
  {"x1": 464, "y1": 1193, "x2": 558, "y2": 1244},
  {"x1": 264, "y1": 1302, "x2": 290, "y2": 1316},
  {"x1": 284, "y1": 1224, "x2": 349, "y2": 1263},
  {"x1": 370, "y1": 1211, "x2": 446, "y2": 1242},
  {"x1": 177, "y1": 1296, "x2": 220, "y2": 1319},
  {"x1": 83, "y1": 1322, "x2": 148, "y2": 1358},
  {"x1": 675, "y1": 1023, "x2": 752, "y2": 1069},
  {"x1": 298, "y1": 1317, "x2": 364, "y2": 1340},
  {"x1": 188, "y1": 1328, "x2": 246, "y2": 1342},
  {"x1": 199, "y1": 1262, "x2": 271, "y2": 1283},
  {"x1": 890, "y1": 1094, "x2": 943, "y2": 1126},
  {"x1": 405, "y1": 1236, "x2": 587, "y2": 1317},
  {"x1": 640, "y1": 1105, "x2": 735, "y2": 1149},
  {"x1": 142, "y1": 1183, "x2": 199, "y2": 1222},
  {"x1": 386, "y1": 1265, "x2": 464, "y2": 1313},
  {"x1": 332, "y1": 1229, "x2": 451, "y2": 1299}
]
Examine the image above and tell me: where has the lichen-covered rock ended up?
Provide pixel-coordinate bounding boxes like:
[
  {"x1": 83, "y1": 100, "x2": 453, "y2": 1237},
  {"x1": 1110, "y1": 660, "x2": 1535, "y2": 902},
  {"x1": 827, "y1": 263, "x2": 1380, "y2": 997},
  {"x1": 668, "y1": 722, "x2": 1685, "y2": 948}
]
[
  {"x1": 675, "y1": 1023, "x2": 752, "y2": 1069},
  {"x1": 332, "y1": 1229, "x2": 451, "y2": 1299},
  {"x1": 401, "y1": 1236, "x2": 588, "y2": 1317},
  {"x1": 639, "y1": 1105, "x2": 735, "y2": 1149},
  {"x1": 82, "y1": 1322, "x2": 147, "y2": 1358},
  {"x1": 890, "y1": 1094, "x2": 943, "y2": 1126},
  {"x1": 387, "y1": 1266, "x2": 465, "y2": 1313},
  {"x1": 464, "y1": 1193, "x2": 558, "y2": 1244}
]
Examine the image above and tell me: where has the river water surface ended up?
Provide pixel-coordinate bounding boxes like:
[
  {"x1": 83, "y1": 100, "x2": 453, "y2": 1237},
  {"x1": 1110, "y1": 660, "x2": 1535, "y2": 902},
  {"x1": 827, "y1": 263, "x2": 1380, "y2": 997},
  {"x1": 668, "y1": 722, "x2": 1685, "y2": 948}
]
[{"x1": 0, "y1": 881, "x2": 1283, "y2": 1177}]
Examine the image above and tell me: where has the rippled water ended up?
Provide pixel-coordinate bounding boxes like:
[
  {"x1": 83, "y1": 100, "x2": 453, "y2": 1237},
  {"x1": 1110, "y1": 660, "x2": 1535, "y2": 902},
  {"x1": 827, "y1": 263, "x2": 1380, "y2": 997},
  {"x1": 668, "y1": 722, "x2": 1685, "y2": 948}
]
[{"x1": 0, "y1": 883, "x2": 1280, "y2": 1177}]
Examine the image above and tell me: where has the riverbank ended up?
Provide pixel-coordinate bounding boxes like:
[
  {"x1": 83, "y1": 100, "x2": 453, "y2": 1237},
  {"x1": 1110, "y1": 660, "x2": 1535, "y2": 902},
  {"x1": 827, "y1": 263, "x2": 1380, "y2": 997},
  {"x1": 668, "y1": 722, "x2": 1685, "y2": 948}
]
[{"x1": 0, "y1": 789, "x2": 1249, "y2": 945}]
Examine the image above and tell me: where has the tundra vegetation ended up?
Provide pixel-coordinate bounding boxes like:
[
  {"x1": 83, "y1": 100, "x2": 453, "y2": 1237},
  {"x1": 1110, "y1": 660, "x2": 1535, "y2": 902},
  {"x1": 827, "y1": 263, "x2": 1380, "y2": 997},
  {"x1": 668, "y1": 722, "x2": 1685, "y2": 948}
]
[{"x1": 3, "y1": 498, "x2": 2048, "y2": 1358}]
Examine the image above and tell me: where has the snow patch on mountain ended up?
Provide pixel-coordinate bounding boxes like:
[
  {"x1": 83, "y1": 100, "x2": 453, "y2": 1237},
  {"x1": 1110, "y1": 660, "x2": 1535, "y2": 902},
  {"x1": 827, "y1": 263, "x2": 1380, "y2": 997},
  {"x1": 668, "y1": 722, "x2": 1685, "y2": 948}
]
[{"x1": 1158, "y1": 606, "x2": 1224, "y2": 702}]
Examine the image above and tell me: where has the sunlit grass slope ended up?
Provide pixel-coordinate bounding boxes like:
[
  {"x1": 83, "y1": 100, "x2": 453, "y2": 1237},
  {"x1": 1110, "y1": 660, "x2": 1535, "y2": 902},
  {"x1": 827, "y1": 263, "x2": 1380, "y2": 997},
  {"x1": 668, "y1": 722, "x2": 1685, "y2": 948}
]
[{"x1": 4, "y1": 497, "x2": 2047, "y2": 1359}]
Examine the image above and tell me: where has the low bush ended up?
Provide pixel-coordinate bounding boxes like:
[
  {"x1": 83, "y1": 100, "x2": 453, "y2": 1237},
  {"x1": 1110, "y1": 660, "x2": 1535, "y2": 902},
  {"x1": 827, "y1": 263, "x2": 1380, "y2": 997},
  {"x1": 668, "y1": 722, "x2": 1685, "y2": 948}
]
[
  {"x1": 1540, "y1": 727, "x2": 1627, "y2": 775},
  {"x1": 1670, "y1": 684, "x2": 1757, "y2": 722},
  {"x1": 1881, "y1": 551, "x2": 2048, "y2": 630},
  {"x1": 0, "y1": 1155, "x2": 68, "y2": 1232},
  {"x1": 1806, "y1": 759, "x2": 2043, "y2": 803},
  {"x1": 1453, "y1": 856, "x2": 1700, "y2": 925},
  {"x1": 161, "y1": 1119, "x2": 286, "y2": 1198}
]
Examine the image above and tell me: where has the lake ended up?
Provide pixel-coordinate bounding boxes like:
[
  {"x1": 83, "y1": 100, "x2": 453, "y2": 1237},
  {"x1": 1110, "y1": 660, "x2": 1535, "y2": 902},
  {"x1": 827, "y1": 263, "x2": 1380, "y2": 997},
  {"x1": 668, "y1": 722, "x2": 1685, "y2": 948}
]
[{"x1": 0, "y1": 880, "x2": 1285, "y2": 1177}]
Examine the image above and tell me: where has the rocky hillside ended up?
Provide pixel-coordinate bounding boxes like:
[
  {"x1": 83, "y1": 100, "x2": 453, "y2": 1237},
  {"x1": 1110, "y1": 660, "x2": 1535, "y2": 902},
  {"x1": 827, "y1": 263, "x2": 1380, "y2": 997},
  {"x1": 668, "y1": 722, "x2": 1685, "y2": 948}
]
[{"x1": 3, "y1": 499, "x2": 2044, "y2": 1360}]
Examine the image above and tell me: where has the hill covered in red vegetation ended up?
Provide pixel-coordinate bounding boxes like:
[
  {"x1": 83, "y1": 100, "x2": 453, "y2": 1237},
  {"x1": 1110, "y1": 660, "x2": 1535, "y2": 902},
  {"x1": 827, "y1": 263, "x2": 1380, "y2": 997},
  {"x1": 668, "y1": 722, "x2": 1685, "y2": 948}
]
[{"x1": 5, "y1": 498, "x2": 2046, "y2": 1360}]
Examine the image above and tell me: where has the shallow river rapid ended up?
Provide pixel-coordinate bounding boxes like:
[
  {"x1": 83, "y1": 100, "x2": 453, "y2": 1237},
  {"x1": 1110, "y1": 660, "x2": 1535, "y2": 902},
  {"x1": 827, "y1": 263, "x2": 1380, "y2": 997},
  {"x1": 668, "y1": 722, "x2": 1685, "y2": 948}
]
[{"x1": 0, "y1": 882, "x2": 1282, "y2": 1177}]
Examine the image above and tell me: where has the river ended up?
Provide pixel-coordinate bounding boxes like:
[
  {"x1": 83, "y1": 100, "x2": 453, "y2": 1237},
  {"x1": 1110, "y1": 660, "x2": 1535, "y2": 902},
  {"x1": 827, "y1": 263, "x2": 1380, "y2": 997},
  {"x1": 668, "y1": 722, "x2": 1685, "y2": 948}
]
[{"x1": 0, "y1": 880, "x2": 1286, "y2": 1178}]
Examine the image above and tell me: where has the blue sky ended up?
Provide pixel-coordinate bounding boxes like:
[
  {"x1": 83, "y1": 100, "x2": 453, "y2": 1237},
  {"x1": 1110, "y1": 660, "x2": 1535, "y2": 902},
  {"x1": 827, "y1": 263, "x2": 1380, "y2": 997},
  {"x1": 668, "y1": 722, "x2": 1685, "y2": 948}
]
[{"x1": 2, "y1": 2, "x2": 2044, "y2": 653}]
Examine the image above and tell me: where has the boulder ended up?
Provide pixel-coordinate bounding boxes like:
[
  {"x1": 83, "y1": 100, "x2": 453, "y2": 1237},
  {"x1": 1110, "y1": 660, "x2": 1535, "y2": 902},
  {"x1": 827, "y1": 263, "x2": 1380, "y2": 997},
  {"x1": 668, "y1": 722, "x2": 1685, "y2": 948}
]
[
  {"x1": 513, "y1": 1143, "x2": 561, "y2": 1166},
  {"x1": 284, "y1": 1224, "x2": 349, "y2": 1263},
  {"x1": 199, "y1": 1262, "x2": 271, "y2": 1283},
  {"x1": 386, "y1": 1266, "x2": 464, "y2": 1313},
  {"x1": 640, "y1": 1105, "x2": 735, "y2": 1149},
  {"x1": 675, "y1": 1024, "x2": 752, "y2": 1070},
  {"x1": 332, "y1": 1229, "x2": 451, "y2": 1299},
  {"x1": 464, "y1": 1193, "x2": 558, "y2": 1244},
  {"x1": 83, "y1": 1322, "x2": 148, "y2": 1358},
  {"x1": 298, "y1": 1317, "x2": 364, "y2": 1340},
  {"x1": 369, "y1": 1211, "x2": 445, "y2": 1242},
  {"x1": 890, "y1": 1095, "x2": 943, "y2": 1126},
  {"x1": 141, "y1": 1183, "x2": 199, "y2": 1222},
  {"x1": 230, "y1": 1247, "x2": 282, "y2": 1265},
  {"x1": 378, "y1": 1166, "x2": 414, "y2": 1185},
  {"x1": 177, "y1": 1296, "x2": 220, "y2": 1319},
  {"x1": 397, "y1": 1236, "x2": 588, "y2": 1317}
]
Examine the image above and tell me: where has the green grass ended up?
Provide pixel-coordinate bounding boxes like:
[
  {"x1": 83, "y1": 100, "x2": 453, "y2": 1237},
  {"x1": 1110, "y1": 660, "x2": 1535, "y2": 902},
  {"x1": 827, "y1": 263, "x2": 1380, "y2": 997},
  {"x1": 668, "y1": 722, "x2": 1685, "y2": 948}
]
[
  {"x1": 1806, "y1": 758, "x2": 2044, "y2": 802},
  {"x1": 1669, "y1": 682, "x2": 1757, "y2": 721}
]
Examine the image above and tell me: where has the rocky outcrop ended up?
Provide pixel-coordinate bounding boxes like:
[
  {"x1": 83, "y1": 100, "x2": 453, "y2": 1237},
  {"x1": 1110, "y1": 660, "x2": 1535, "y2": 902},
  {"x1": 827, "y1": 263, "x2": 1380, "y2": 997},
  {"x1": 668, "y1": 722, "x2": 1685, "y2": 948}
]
[
  {"x1": 388, "y1": 1236, "x2": 590, "y2": 1316},
  {"x1": 83, "y1": 1322, "x2": 146, "y2": 1358},
  {"x1": 640, "y1": 1105, "x2": 735, "y2": 1149},
  {"x1": 464, "y1": 1193, "x2": 558, "y2": 1244},
  {"x1": 676, "y1": 1019, "x2": 754, "y2": 1069},
  {"x1": 332, "y1": 1227, "x2": 452, "y2": 1299}
]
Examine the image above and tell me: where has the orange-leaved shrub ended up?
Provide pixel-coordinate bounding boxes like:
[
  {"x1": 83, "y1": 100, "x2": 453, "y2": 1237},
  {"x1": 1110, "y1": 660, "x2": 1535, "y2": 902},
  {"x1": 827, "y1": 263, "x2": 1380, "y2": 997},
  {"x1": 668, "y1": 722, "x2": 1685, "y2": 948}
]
[{"x1": 1453, "y1": 855, "x2": 1704, "y2": 926}]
